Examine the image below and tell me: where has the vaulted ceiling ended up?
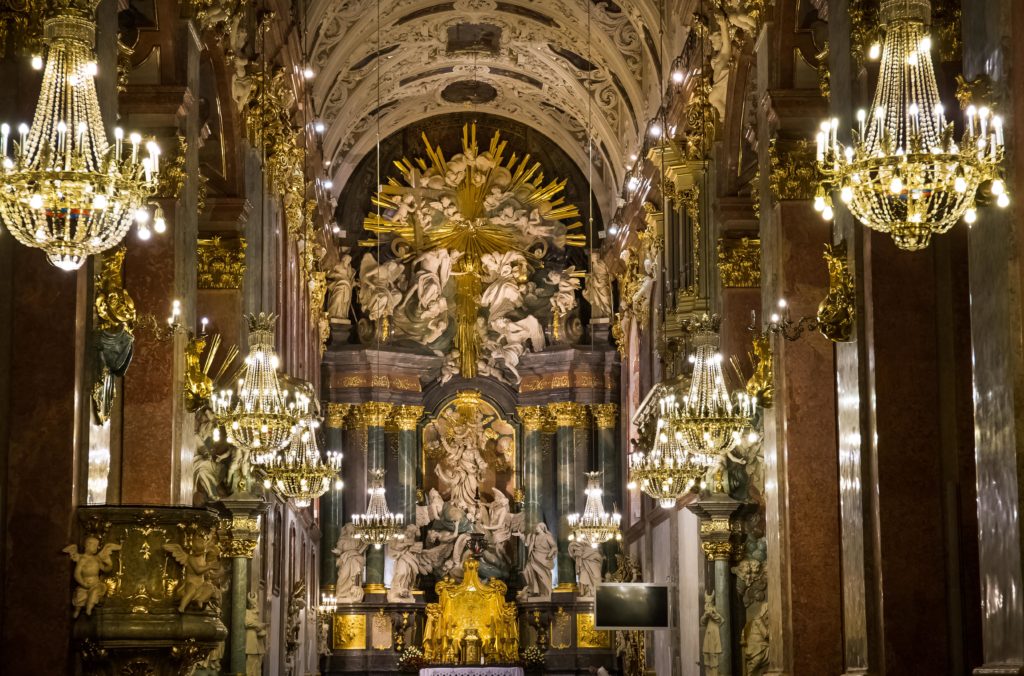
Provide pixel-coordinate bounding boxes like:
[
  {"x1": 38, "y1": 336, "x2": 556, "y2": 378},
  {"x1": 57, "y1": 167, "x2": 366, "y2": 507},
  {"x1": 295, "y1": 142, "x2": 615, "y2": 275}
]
[{"x1": 308, "y1": 0, "x2": 690, "y2": 223}]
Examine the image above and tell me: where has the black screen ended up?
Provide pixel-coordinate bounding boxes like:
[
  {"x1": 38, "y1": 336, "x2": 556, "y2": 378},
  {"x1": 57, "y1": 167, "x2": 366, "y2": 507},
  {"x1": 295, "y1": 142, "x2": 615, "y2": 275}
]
[{"x1": 594, "y1": 584, "x2": 670, "y2": 629}]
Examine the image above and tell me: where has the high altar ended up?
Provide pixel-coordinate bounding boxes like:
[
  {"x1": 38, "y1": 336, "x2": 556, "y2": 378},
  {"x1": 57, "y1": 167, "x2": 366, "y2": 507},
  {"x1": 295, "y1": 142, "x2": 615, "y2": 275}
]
[{"x1": 319, "y1": 119, "x2": 622, "y2": 673}]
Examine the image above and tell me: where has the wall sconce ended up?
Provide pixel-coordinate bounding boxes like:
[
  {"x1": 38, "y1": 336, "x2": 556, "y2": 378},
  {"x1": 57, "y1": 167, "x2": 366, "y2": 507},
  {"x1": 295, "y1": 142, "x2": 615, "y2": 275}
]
[{"x1": 753, "y1": 242, "x2": 856, "y2": 344}]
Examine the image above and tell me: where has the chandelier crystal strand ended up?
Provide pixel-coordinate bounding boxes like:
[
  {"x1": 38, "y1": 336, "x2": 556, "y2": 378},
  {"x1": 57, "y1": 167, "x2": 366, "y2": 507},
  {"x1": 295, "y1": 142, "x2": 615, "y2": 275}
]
[
  {"x1": 673, "y1": 316, "x2": 756, "y2": 461},
  {"x1": 0, "y1": 0, "x2": 159, "y2": 269},
  {"x1": 568, "y1": 472, "x2": 622, "y2": 548},
  {"x1": 815, "y1": 0, "x2": 1007, "y2": 250},
  {"x1": 211, "y1": 313, "x2": 298, "y2": 460},
  {"x1": 350, "y1": 468, "x2": 404, "y2": 550},
  {"x1": 262, "y1": 391, "x2": 342, "y2": 508},
  {"x1": 628, "y1": 398, "x2": 705, "y2": 508}
]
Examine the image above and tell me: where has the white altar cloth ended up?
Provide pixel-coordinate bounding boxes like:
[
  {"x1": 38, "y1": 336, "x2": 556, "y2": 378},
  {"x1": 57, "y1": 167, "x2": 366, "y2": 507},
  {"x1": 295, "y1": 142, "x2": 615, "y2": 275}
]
[{"x1": 420, "y1": 668, "x2": 524, "y2": 676}]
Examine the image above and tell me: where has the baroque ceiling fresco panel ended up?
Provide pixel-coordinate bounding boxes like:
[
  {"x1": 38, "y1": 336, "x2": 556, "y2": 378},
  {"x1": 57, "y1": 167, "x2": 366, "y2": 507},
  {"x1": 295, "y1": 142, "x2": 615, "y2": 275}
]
[{"x1": 309, "y1": 0, "x2": 691, "y2": 225}]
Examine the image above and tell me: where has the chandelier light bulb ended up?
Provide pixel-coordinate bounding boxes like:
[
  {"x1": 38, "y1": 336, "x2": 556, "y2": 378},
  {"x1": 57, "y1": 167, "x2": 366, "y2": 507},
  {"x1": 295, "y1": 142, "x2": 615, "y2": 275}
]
[
  {"x1": 869, "y1": 42, "x2": 881, "y2": 60},
  {"x1": 997, "y1": 193, "x2": 1010, "y2": 209},
  {"x1": 671, "y1": 69, "x2": 684, "y2": 84},
  {"x1": 137, "y1": 225, "x2": 151, "y2": 240},
  {"x1": 31, "y1": 54, "x2": 42, "y2": 70},
  {"x1": 303, "y1": 66, "x2": 315, "y2": 80},
  {"x1": 649, "y1": 122, "x2": 662, "y2": 138},
  {"x1": 964, "y1": 207, "x2": 977, "y2": 224}
]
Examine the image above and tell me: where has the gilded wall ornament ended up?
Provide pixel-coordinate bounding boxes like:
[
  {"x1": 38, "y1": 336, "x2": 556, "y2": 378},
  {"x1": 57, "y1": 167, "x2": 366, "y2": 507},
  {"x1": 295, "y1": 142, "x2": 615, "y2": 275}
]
[
  {"x1": 717, "y1": 237, "x2": 761, "y2": 288},
  {"x1": 769, "y1": 139, "x2": 817, "y2": 201},
  {"x1": 92, "y1": 248, "x2": 137, "y2": 424},
  {"x1": 197, "y1": 237, "x2": 247, "y2": 290},
  {"x1": 816, "y1": 242, "x2": 856, "y2": 343},
  {"x1": 746, "y1": 333, "x2": 774, "y2": 407},
  {"x1": 576, "y1": 613, "x2": 611, "y2": 649},
  {"x1": 333, "y1": 614, "x2": 367, "y2": 650}
]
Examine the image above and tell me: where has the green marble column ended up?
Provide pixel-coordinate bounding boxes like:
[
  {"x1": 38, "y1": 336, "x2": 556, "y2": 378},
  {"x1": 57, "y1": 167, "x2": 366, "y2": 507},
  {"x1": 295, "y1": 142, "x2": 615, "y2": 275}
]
[
  {"x1": 391, "y1": 405, "x2": 424, "y2": 525},
  {"x1": 591, "y1": 403, "x2": 620, "y2": 575},
  {"x1": 517, "y1": 406, "x2": 548, "y2": 530},
  {"x1": 217, "y1": 501, "x2": 265, "y2": 676},
  {"x1": 361, "y1": 402, "x2": 393, "y2": 590},
  {"x1": 548, "y1": 402, "x2": 588, "y2": 589},
  {"x1": 320, "y1": 403, "x2": 351, "y2": 592}
]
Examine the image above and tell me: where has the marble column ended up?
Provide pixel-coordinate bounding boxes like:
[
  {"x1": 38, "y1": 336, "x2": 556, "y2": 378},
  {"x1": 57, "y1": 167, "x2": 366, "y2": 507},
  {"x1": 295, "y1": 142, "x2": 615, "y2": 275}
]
[
  {"x1": 320, "y1": 403, "x2": 351, "y2": 590},
  {"x1": 391, "y1": 405, "x2": 425, "y2": 526},
  {"x1": 591, "y1": 404, "x2": 620, "y2": 577},
  {"x1": 218, "y1": 500, "x2": 266, "y2": 675},
  {"x1": 361, "y1": 402, "x2": 393, "y2": 591},
  {"x1": 516, "y1": 406, "x2": 549, "y2": 530},
  {"x1": 692, "y1": 495, "x2": 739, "y2": 676},
  {"x1": 962, "y1": 0, "x2": 1024, "y2": 672},
  {"x1": 548, "y1": 402, "x2": 587, "y2": 589}
]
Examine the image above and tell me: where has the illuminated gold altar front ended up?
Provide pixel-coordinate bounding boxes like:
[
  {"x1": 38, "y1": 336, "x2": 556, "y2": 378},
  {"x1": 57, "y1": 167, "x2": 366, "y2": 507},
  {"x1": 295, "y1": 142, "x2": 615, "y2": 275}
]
[{"x1": 422, "y1": 558, "x2": 519, "y2": 664}]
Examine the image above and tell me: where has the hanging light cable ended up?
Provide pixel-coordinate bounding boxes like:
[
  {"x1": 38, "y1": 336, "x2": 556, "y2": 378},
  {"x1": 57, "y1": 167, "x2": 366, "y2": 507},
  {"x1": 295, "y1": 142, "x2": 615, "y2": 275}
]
[{"x1": 350, "y1": 0, "x2": 402, "y2": 546}]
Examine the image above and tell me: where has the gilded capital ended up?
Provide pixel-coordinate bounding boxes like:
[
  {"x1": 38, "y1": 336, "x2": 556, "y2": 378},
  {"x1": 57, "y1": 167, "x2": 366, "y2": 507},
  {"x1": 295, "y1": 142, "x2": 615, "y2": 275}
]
[
  {"x1": 326, "y1": 403, "x2": 353, "y2": 429},
  {"x1": 701, "y1": 541, "x2": 733, "y2": 561},
  {"x1": 590, "y1": 404, "x2": 618, "y2": 429},
  {"x1": 516, "y1": 405, "x2": 549, "y2": 431},
  {"x1": 360, "y1": 402, "x2": 394, "y2": 427},
  {"x1": 717, "y1": 237, "x2": 761, "y2": 288},
  {"x1": 220, "y1": 515, "x2": 262, "y2": 559},
  {"x1": 390, "y1": 405, "x2": 425, "y2": 431},
  {"x1": 547, "y1": 402, "x2": 588, "y2": 428}
]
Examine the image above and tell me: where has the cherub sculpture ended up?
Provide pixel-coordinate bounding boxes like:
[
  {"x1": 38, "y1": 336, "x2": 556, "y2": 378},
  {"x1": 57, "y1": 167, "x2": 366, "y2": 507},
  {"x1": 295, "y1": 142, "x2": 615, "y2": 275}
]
[
  {"x1": 64, "y1": 535, "x2": 121, "y2": 617},
  {"x1": 163, "y1": 535, "x2": 221, "y2": 612}
]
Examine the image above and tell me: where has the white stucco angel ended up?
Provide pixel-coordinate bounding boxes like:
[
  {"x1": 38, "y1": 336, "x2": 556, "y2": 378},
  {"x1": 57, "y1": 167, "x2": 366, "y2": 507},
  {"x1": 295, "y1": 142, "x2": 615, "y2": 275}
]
[
  {"x1": 333, "y1": 523, "x2": 368, "y2": 603},
  {"x1": 357, "y1": 253, "x2": 406, "y2": 323},
  {"x1": 583, "y1": 252, "x2": 614, "y2": 318},
  {"x1": 163, "y1": 537, "x2": 221, "y2": 612},
  {"x1": 546, "y1": 266, "x2": 581, "y2": 316},
  {"x1": 632, "y1": 257, "x2": 655, "y2": 310},
  {"x1": 64, "y1": 535, "x2": 122, "y2": 617},
  {"x1": 480, "y1": 251, "x2": 528, "y2": 319},
  {"x1": 395, "y1": 249, "x2": 459, "y2": 343},
  {"x1": 326, "y1": 253, "x2": 357, "y2": 321}
]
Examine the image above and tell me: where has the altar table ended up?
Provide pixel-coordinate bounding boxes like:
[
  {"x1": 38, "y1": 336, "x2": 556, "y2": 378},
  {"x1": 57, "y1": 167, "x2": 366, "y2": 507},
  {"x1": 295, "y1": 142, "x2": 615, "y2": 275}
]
[{"x1": 419, "y1": 668, "x2": 525, "y2": 676}]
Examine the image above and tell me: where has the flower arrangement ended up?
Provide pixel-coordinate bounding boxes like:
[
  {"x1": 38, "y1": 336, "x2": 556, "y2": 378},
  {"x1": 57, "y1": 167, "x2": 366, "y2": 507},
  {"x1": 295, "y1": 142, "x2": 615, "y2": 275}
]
[
  {"x1": 397, "y1": 646, "x2": 427, "y2": 672},
  {"x1": 520, "y1": 645, "x2": 546, "y2": 670}
]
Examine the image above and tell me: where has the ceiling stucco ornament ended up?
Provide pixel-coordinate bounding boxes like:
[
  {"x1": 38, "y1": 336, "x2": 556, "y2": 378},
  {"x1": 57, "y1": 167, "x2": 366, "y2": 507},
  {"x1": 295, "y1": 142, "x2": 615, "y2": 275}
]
[{"x1": 308, "y1": 0, "x2": 690, "y2": 221}]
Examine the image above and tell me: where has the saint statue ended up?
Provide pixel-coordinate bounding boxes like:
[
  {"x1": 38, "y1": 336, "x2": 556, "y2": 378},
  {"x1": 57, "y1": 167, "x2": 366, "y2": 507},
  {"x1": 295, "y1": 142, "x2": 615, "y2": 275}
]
[
  {"x1": 701, "y1": 591, "x2": 724, "y2": 676},
  {"x1": 245, "y1": 593, "x2": 268, "y2": 676},
  {"x1": 388, "y1": 524, "x2": 429, "y2": 603},
  {"x1": 333, "y1": 523, "x2": 368, "y2": 603},
  {"x1": 326, "y1": 253, "x2": 357, "y2": 322},
  {"x1": 583, "y1": 252, "x2": 614, "y2": 318},
  {"x1": 569, "y1": 540, "x2": 604, "y2": 597},
  {"x1": 519, "y1": 523, "x2": 557, "y2": 600}
]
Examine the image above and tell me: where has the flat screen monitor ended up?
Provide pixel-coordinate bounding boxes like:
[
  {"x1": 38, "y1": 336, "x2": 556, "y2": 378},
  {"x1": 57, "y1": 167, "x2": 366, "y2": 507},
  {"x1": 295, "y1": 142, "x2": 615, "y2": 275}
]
[{"x1": 594, "y1": 583, "x2": 670, "y2": 630}]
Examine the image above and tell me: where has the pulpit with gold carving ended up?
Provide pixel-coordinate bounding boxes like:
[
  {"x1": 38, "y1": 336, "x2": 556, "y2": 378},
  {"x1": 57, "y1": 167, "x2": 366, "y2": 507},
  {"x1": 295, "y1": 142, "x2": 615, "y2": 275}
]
[{"x1": 422, "y1": 558, "x2": 519, "y2": 664}]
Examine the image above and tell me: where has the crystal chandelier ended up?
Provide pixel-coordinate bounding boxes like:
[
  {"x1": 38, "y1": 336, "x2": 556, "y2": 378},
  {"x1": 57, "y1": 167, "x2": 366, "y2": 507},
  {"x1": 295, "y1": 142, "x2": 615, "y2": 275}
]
[
  {"x1": 350, "y1": 468, "x2": 404, "y2": 550},
  {"x1": 815, "y1": 0, "x2": 1008, "y2": 251},
  {"x1": 262, "y1": 395, "x2": 342, "y2": 508},
  {"x1": 568, "y1": 472, "x2": 621, "y2": 548},
  {"x1": 0, "y1": 0, "x2": 160, "y2": 270},
  {"x1": 672, "y1": 314, "x2": 755, "y2": 462},
  {"x1": 629, "y1": 406, "x2": 706, "y2": 508},
  {"x1": 211, "y1": 313, "x2": 298, "y2": 459}
]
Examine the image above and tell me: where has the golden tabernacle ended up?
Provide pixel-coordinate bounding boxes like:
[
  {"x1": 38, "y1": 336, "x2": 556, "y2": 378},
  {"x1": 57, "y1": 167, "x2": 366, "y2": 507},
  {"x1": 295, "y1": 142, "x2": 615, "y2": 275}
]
[{"x1": 422, "y1": 558, "x2": 519, "y2": 664}]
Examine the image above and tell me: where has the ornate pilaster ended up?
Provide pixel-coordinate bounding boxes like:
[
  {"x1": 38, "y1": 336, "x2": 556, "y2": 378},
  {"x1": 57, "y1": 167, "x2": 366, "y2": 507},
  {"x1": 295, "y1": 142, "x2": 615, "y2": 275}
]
[
  {"x1": 218, "y1": 497, "x2": 267, "y2": 675},
  {"x1": 390, "y1": 405, "x2": 424, "y2": 525},
  {"x1": 321, "y1": 403, "x2": 351, "y2": 587},
  {"x1": 691, "y1": 495, "x2": 740, "y2": 676},
  {"x1": 547, "y1": 402, "x2": 588, "y2": 588},
  {"x1": 518, "y1": 406, "x2": 549, "y2": 530}
]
